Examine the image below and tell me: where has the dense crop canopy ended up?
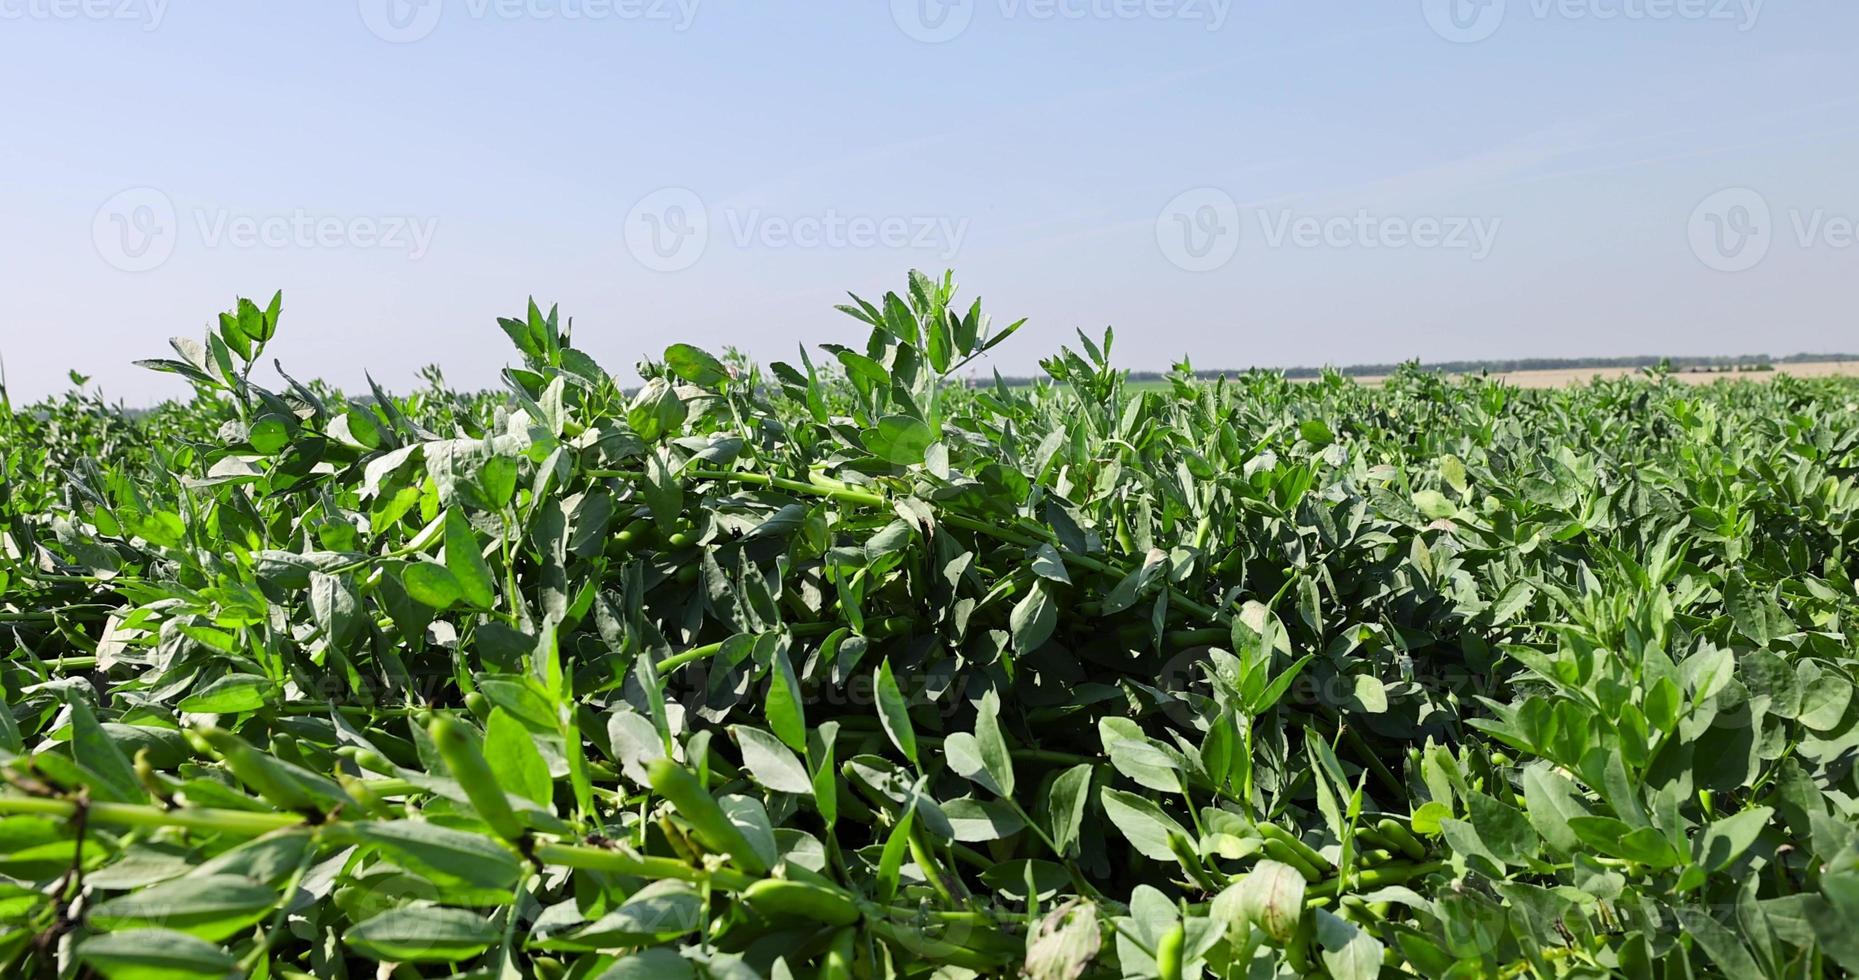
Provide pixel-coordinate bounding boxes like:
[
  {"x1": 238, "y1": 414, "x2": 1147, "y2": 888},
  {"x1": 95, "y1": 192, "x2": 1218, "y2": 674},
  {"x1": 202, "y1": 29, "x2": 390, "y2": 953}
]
[{"x1": 1, "y1": 272, "x2": 1857, "y2": 978}]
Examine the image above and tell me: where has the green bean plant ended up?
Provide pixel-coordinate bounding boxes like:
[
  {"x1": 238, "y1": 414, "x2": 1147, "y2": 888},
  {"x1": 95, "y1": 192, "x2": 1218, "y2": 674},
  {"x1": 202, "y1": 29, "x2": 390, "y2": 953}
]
[{"x1": 0, "y1": 273, "x2": 1856, "y2": 978}]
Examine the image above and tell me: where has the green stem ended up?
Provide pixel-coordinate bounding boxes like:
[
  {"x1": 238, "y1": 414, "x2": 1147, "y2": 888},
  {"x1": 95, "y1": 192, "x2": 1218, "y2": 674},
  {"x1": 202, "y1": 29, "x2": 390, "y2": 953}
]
[
  {"x1": 22, "y1": 571, "x2": 141, "y2": 585},
  {"x1": 238, "y1": 828, "x2": 321, "y2": 973},
  {"x1": 0, "y1": 796, "x2": 762, "y2": 892},
  {"x1": 532, "y1": 842, "x2": 757, "y2": 892},
  {"x1": 1001, "y1": 797, "x2": 1113, "y2": 908},
  {"x1": 28, "y1": 656, "x2": 97, "y2": 670},
  {"x1": 653, "y1": 617, "x2": 912, "y2": 675},
  {"x1": 907, "y1": 824, "x2": 959, "y2": 905},
  {"x1": 0, "y1": 797, "x2": 302, "y2": 836}
]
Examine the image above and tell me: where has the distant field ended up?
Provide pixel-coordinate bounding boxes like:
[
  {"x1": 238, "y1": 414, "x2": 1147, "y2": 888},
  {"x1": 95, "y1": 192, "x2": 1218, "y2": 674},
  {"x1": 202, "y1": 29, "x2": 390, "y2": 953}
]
[
  {"x1": 1355, "y1": 359, "x2": 1859, "y2": 388},
  {"x1": 1071, "y1": 360, "x2": 1859, "y2": 391}
]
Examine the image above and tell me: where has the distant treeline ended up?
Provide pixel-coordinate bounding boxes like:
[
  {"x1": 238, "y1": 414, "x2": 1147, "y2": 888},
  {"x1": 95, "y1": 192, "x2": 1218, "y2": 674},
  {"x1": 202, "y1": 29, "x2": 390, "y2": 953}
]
[{"x1": 990, "y1": 352, "x2": 1858, "y2": 386}]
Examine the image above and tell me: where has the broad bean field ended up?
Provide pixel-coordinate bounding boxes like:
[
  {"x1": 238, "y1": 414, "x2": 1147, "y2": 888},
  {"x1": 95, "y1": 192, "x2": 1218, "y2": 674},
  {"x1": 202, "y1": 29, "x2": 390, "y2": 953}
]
[{"x1": 1, "y1": 272, "x2": 1855, "y2": 978}]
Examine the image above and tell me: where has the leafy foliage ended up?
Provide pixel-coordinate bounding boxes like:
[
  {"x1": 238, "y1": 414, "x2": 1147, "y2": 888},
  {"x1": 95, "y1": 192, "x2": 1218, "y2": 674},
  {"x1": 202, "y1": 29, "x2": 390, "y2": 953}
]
[{"x1": 1, "y1": 274, "x2": 1857, "y2": 978}]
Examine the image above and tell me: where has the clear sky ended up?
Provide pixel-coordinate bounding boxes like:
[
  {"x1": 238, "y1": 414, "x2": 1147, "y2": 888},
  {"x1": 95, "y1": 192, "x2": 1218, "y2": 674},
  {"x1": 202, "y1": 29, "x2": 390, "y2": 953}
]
[{"x1": 3, "y1": 1, "x2": 1856, "y2": 403}]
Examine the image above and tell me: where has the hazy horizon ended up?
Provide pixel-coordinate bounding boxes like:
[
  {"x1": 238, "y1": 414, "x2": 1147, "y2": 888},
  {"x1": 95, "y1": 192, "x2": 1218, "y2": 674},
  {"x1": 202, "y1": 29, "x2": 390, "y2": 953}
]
[{"x1": 4, "y1": 2, "x2": 1856, "y2": 403}]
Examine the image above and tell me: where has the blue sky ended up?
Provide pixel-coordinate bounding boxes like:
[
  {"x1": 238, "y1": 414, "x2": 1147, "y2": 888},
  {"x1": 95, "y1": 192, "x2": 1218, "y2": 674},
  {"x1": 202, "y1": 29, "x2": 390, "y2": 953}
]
[{"x1": 3, "y1": 1, "x2": 1856, "y2": 402}]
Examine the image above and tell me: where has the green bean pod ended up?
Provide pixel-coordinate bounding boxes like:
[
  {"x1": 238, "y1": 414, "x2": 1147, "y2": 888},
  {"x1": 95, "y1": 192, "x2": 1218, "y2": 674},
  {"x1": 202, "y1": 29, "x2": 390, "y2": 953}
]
[
  {"x1": 1256, "y1": 822, "x2": 1331, "y2": 870},
  {"x1": 190, "y1": 726, "x2": 318, "y2": 812},
  {"x1": 1377, "y1": 818, "x2": 1427, "y2": 859},
  {"x1": 1155, "y1": 921, "x2": 1186, "y2": 980},
  {"x1": 1356, "y1": 848, "x2": 1398, "y2": 866},
  {"x1": 818, "y1": 926, "x2": 857, "y2": 980},
  {"x1": 647, "y1": 758, "x2": 769, "y2": 875},
  {"x1": 743, "y1": 878, "x2": 861, "y2": 927},
  {"x1": 429, "y1": 714, "x2": 525, "y2": 841},
  {"x1": 1261, "y1": 839, "x2": 1323, "y2": 882}
]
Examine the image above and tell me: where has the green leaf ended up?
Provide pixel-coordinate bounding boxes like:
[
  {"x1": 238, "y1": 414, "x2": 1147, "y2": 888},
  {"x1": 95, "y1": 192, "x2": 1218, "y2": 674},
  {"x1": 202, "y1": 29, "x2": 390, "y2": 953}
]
[
  {"x1": 867, "y1": 414, "x2": 935, "y2": 466},
  {"x1": 1011, "y1": 582, "x2": 1058, "y2": 656},
  {"x1": 1315, "y1": 908, "x2": 1384, "y2": 980},
  {"x1": 66, "y1": 695, "x2": 144, "y2": 803},
  {"x1": 402, "y1": 561, "x2": 464, "y2": 610},
  {"x1": 342, "y1": 821, "x2": 522, "y2": 901},
  {"x1": 1101, "y1": 718, "x2": 1181, "y2": 794},
  {"x1": 1100, "y1": 788, "x2": 1190, "y2": 862},
  {"x1": 764, "y1": 644, "x2": 807, "y2": 754},
  {"x1": 1566, "y1": 817, "x2": 1681, "y2": 867},
  {"x1": 1521, "y1": 765, "x2": 1587, "y2": 853},
  {"x1": 1467, "y1": 791, "x2": 1540, "y2": 866},
  {"x1": 944, "y1": 733, "x2": 1004, "y2": 797},
  {"x1": 1029, "y1": 543, "x2": 1072, "y2": 584},
  {"x1": 1697, "y1": 806, "x2": 1773, "y2": 871},
  {"x1": 875, "y1": 659, "x2": 918, "y2": 767},
  {"x1": 308, "y1": 571, "x2": 362, "y2": 649},
  {"x1": 1440, "y1": 454, "x2": 1468, "y2": 493},
  {"x1": 125, "y1": 509, "x2": 187, "y2": 548},
  {"x1": 346, "y1": 907, "x2": 500, "y2": 963},
  {"x1": 810, "y1": 721, "x2": 840, "y2": 829},
  {"x1": 1674, "y1": 907, "x2": 1762, "y2": 978},
  {"x1": 551, "y1": 881, "x2": 703, "y2": 948},
  {"x1": 973, "y1": 689, "x2": 1015, "y2": 797},
  {"x1": 175, "y1": 674, "x2": 272, "y2": 715},
  {"x1": 444, "y1": 508, "x2": 497, "y2": 609},
  {"x1": 664, "y1": 343, "x2": 729, "y2": 386},
  {"x1": 875, "y1": 790, "x2": 917, "y2": 903},
  {"x1": 76, "y1": 929, "x2": 238, "y2": 980},
  {"x1": 942, "y1": 797, "x2": 1026, "y2": 842},
  {"x1": 1234, "y1": 859, "x2": 1307, "y2": 945},
  {"x1": 1412, "y1": 490, "x2": 1454, "y2": 520},
  {"x1": 88, "y1": 874, "x2": 275, "y2": 942},
  {"x1": 732, "y1": 725, "x2": 813, "y2": 795},
  {"x1": 1351, "y1": 674, "x2": 1388, "y2": 714},
  {"x1": 1046, "y1": 764, "x2": 1093, "y2": 855},
  {"x1": 1249, "y1": 654, "x2": 1315, "y2": 714},
  {"x1": 598, "y1": 950, "x2": 697, "y2": 979},
  {"x1": 483, "y1": 707, "x2": 553, "y2": 807}
]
